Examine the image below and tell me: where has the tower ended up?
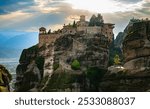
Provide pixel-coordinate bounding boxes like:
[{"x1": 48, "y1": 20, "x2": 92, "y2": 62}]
[
  {"x1": 39, "y1": 27, "x2": 46, "y2": 34},
  {"x1": 80, "y1": 15, "x2": 85, "y2": 22}
]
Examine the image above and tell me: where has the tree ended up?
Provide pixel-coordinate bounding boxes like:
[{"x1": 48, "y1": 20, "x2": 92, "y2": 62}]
[
  {"x1": 71, "y1": 59, "x2": 80, "y2": 70},
  {"x1": 114, "y1": 54, "x2": 121, "y2": 65},
  {"x1": 89, "y1": 14, "x2": 96, "y2": 26},
  {"x1": 86, "y1": 67, "x2": 106, "y2": 91},
  {"x1": 89, "y1": 14, "x2": 103, "y2": 26},
  {"x1": 72, "y1": 20, "x2": 77, "y2": 28}
]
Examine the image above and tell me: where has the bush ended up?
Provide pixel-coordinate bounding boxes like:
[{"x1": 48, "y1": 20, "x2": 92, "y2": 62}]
[
  {"x1": 86, "y1": 67, "x2": 106, "y2": 91},
  {"x1": 53, "y1": 63, "x2": 59, "y2": 71},
  {"x1": 35, "y1": 56, "x2": 44, "y2": 70},
  {"x1": 71, "y1": 59, "x2": 80, "y2": 70}
]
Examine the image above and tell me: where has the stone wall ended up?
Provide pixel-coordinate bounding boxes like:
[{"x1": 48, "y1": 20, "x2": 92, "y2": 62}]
[
  {"x1": 77, "y1": 25, "x2": 113, "y2": 42},
  {"x1": 39, "y1": 34, "x2": 60, "y2": 47},
  {"x1": 77, "y1": 26, "x2": 102, "y2": 34},
  {"x1": 102, "y1": 24, "x2": 114, "y2": 42}
]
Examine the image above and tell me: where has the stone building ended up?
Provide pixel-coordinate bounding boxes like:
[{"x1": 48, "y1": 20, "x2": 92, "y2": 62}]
[
  {"x1": 38, "y1": 14, "x2": 114, "y2": 47},
  {"x1": 61, "y1": 25, "x2": 76, "y2": 35},
  {"x1": 76, "y1": 15, "x2": 114, "y2": 42},
  {"x1": 39, "y1": 27, "x2": 60, "y2": 47}
]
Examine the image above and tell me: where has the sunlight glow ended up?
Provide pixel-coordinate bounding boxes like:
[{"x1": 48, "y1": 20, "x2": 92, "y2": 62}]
[{"x1": 64, "y1": 0, "x2": 143, "y2": 13}]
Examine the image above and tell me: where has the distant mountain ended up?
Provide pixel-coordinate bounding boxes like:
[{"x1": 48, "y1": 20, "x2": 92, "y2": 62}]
[
  {"x1": 0, "y1": 31, "x2": 38, "y2": 58},
  {"x1": 0, "y1": 47, "x2": 21, "y2": 58},
  {"x1": 109, "y1": 32, "x2": 124, "y2": 66},
  {"x1": 3, "y1": 33, "x2": 38, "y2": 49},
  {"x1": 0, "y1": 34, "x2": 11, "y2": 45},
  {"x1": 114, "y1": 32, "x2": 124, "y2": 48}
]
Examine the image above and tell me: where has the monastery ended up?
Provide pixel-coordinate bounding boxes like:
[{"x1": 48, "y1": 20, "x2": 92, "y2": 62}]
[{"x1": 39, "y1": 14, "x2": 114, "y2": 47}]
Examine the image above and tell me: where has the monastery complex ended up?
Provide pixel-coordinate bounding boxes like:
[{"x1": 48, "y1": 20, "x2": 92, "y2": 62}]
[{"x1": 39, "y1": 14, "x2": 114, "y2": 47}]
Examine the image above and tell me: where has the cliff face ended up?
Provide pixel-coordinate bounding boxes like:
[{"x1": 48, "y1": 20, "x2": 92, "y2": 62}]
[
  {"x1": 15, "y1": 33, "x2": 110, "y2": 92},
  {"x1": 15, "y1": 45, "x2": 44, "y2": 91},
  {"x1": 114, "y1": 32, "x2": 124, "y2": 48},
  {"x1": 100, "y1": 69, "x2": 150, "y2": 92},
  {"x1": 122, "y1": 21, "x2": 150, "y2": 70},
  {"x1": 54, "y1": 33, "x2": 109, "y2": 70},
  {"x1": 15, "y1": 20, "x2": 150, "y2": 92},
  {"x1": 100, "y1": 20, "x2": 150, "y2": 92}
]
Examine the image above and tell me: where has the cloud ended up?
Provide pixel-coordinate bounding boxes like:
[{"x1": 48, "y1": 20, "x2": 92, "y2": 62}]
[
  {"x1": 0, "y1": 1, "x2": 92, "y2": 32},
  {"x1": 135, "y1": 0, "x2": 150, "y2": 15},
  {"x1": 0, "y1": 0, "x2": 34, "y2": 6},
  {"x1": 0, "y1": 9, "x2": 9, "y2": 15},
  {"x1": 0, "y1": 0, "x2": 150, "y2": 37},
  {"x1": 113, "y1": 0, "x2": 142, "y2": 4},
  {"x1": 0, "y1": 12, "x2": 66, "y2": 31},
  {"x1": 0, "y1": 0, "x2": 35, "y2": 14}
]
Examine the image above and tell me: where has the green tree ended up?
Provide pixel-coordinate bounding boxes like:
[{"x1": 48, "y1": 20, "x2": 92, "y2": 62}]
[
  {"x1": 86, "y1": 67, "x2": 106, "y2": 91},
  {"x1": 114, "y1": 54, "x2": 121, "y2": 65},
  {"x1": 89, "y1": 14, "x2": 103, "y2": 26},
  {"x1": 53, "y1": 63, "x2": 59, "y2": 71},
  {"x1": 72, "y1": 20, "x2": 77, "y2": 28},
  {"x1": 35, "y1": 56, "x2": 44, "y2": 70},
  {"x1": 71, "y1": 59, "x2": 80, "y2": 70}
]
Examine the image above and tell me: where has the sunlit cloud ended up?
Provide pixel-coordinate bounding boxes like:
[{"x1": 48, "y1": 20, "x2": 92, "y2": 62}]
[
  {"x1": 64, "y1": 0, "x2": 144, "y2": 13},
  {"x1": 0, "y1": 11, "x2": 32, "y2": 30},
  {"x1": 0, "y1": 0, "x2": 149, "y2": 37}
]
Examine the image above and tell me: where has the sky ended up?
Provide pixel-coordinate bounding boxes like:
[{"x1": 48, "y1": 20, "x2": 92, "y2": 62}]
[{"x1": 0, "y1": 0, "x2": 150, "y2": 37}]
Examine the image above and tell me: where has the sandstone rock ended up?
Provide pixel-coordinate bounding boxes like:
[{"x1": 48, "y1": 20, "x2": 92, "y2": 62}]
[
  {"x1": 16, "y1": 32, "x2": 110, "y2": 91},
  {"x1": 15, "y1": 60, "x2": 41, "y2": 91},
  {"x1": 122, "y1": 20, "x2": 150, "y2": 70},
  {"x1": 100, "y1": 69, "x2": 150, "y2": 92},
  {"x1": 108, "y1": 65, "x2": 125, "y2": 74}
]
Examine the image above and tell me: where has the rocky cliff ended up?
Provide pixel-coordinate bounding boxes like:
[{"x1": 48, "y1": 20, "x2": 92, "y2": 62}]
[
  {"x1": 100, "y1": 20, "x2": 150, "y2": 92},
  {"x1": 123, "y1": 20, "x2": 150, "y2": 70},
  {"x1": 15, "y1": 45, "x2": 44, "y2": 91},
  {"x1": 100, "y1": 69, "x2": 150, "y2": 92},
  {"x1": 15, "y1": 33, "x2": 110, "y2": 92},
  {"x1": 15, "y1": 20, "x2": 150, "y2": 92}
]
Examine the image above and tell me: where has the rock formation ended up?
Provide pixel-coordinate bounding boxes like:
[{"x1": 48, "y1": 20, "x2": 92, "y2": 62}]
[
  {"x1": 123, "y1": 19, "x2": 150, "y2": 70},
  {"x1": 15, "y1": 16, "x2": 150, "y2": 92},
  {"x1": 15, "y1": 14, "x2": 114, "y2": 92},
  {"x1": 15, "y1": 33, "x2": 111, "y2": 92},
  {"x1": 100, "y1": 19, "x2": 150, "y2": 92}
]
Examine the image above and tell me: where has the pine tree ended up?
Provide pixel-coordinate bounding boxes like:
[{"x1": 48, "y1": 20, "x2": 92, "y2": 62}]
[
  {"x1": 72, "y1": 20, "x2": 76, "y2": 28},
  {"x1": 114, "y1": 54, "x2": 121, "y2": 65}
]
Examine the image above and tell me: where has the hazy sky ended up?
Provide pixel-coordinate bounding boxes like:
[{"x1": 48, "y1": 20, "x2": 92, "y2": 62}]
[{"x1": 0, "y1": 0, "x2": 150, "y2": 36}]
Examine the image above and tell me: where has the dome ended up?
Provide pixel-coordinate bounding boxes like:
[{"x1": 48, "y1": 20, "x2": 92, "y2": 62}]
[{"x1": 39, "y1": 27, "x2": 46, "y2": 31}]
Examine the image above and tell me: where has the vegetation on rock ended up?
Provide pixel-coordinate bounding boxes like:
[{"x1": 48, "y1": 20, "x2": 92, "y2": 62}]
[
  {"x1": 114, "y1": 54, "x2": 121, "y2": 65},
  {"x1": 89, "y1": 14, "x2": 103, "y2": 26},
  {"x1": 86, "y1": 67, "x2": 106, "y2": 91},
  {"x1": 71, "y1": 59, "x2": 80, "y2": 70},
  {"x1": 19, "y1": 45, "x2": 38, "y2": 63},
  {"x1": 53, "y1": 63, "x2": 59, "y2": 71},
  {"x1": 35, "y1": 56, "x2": 44, "y2": 72}
]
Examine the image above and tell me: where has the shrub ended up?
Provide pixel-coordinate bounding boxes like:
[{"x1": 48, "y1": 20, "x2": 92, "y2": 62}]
[
  {"x1": 86, "y1": 67, "x2": 106, "y2": 91},
  {"x1": 53, "y1": 63, "x2": 59, "y2": 71},
  {"x1": 71, "y1": 59, "x2": 80, "y2": 70},
  {"x1": 35, "y1": 56, "x2": 44, "y2": 70}
]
